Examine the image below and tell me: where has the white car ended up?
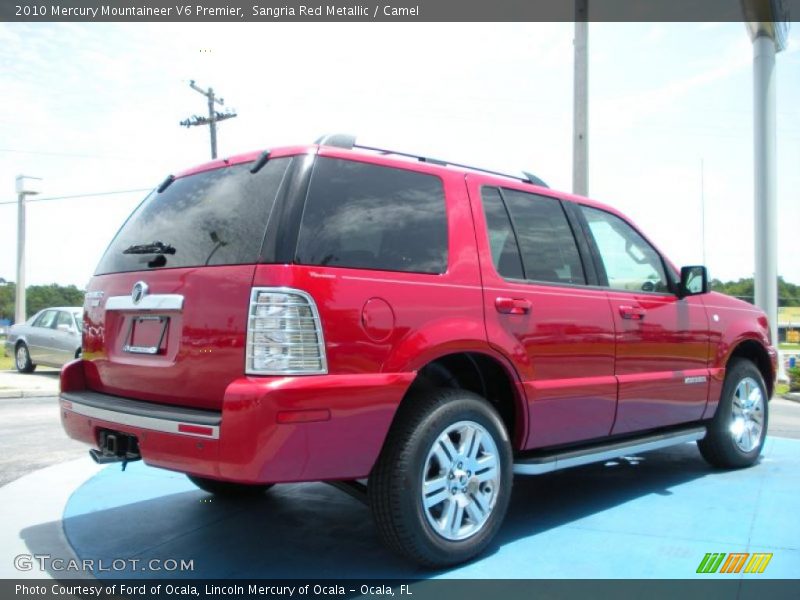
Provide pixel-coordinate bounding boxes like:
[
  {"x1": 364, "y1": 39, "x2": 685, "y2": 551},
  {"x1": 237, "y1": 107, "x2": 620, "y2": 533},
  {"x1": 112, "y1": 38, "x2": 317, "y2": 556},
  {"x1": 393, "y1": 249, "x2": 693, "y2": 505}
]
[{"x1": 3, "y1": 307, "x2": 82, "y2": 372}]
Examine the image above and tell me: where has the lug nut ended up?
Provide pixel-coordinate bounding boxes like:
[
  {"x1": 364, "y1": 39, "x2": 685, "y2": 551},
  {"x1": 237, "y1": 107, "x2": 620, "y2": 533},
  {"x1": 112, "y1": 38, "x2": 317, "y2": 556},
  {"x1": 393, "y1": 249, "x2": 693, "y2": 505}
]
[{"x1": 449, "y1": 472, "x2": 454, "y2": 479}]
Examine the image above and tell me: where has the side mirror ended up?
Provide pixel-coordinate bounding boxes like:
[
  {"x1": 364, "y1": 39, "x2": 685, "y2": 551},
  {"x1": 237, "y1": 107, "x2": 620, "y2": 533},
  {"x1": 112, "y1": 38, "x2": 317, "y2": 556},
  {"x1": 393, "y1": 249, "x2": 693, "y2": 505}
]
[{"x1": 678, "y1": 265, "x2": 708, "y2": 298}]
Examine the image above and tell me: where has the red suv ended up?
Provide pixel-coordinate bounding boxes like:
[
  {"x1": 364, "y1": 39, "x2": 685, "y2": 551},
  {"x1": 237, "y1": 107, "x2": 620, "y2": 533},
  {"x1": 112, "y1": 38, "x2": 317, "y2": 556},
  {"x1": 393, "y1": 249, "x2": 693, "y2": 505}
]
[{"x1": 61, "y1": 135, "x2": 777, "y2": 567}]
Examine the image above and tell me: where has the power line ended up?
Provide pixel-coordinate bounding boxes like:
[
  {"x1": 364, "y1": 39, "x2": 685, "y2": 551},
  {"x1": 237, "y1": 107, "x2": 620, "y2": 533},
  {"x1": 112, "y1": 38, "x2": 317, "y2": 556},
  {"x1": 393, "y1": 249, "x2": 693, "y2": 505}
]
[{"x1": 0, "y1": 187, "x2": 151, "y2": 206}]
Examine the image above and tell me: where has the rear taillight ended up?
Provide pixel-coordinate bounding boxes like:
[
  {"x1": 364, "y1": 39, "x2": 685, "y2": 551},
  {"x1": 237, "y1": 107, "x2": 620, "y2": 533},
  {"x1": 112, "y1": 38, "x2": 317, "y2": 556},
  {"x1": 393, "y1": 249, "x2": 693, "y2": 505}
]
[{"x1": 245, "y1": 287, "x2": 327, "y2": 375}]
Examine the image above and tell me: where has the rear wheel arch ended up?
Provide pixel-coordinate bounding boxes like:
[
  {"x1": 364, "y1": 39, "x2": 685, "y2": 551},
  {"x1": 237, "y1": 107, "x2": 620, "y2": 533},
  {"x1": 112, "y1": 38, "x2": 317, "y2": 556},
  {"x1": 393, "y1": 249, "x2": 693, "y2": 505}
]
[{"x1": 401, "y1": 351, "x2": 525, "y2": 449}]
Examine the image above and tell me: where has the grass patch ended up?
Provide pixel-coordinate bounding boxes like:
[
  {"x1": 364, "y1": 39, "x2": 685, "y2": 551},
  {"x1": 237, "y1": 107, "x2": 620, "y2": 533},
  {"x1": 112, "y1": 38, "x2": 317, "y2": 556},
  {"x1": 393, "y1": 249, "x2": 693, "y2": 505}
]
[
  {"x1": 776, "y1": 382, "x2": 789, "y2": 396},
  {"x1": 779, "y1": 343, "x2": 800, "y2": 351},
  {"x1": 1, "y1": 336, "x2": 13, "y2": 369},
  {"x1": 0, "y1": 335, "x2": 14, "y2": 370}
]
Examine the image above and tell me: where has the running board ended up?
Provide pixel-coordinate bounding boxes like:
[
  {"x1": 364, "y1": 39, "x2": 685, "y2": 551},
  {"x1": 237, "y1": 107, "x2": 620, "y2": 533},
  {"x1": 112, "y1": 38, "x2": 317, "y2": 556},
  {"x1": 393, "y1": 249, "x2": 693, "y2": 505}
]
[{"x1": 513, "y1": 426, "x2": 706, "y2": 475}]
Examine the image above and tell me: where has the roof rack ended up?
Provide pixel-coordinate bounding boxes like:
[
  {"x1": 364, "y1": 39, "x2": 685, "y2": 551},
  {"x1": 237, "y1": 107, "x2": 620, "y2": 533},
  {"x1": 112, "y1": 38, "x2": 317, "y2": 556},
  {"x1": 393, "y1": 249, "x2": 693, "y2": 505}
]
[{"x1": 314, "y1": 133, "x2": 549, "y2": 188}]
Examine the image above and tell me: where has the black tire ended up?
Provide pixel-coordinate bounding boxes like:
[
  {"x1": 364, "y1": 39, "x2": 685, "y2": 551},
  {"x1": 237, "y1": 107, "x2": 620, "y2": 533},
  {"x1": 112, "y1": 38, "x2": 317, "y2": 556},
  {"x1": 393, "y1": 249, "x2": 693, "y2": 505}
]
[
  {"x1": 187, "y1": 475, "x2": 274, "y2": 496},
  {"x1": 698, "y1": 358, "x2": 769, "y2": 469},
  {"x1": 368, "y1": 389, "x2": 513, "y2": 567},
  {"x1": 15, "y1": 342, "x2": 36, "y2": 373}
]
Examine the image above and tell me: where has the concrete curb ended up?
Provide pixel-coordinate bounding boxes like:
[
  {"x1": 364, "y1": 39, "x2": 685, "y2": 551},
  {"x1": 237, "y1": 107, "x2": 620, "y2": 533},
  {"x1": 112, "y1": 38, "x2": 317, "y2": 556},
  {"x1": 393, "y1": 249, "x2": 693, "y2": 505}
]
[
  {"x1": 783, "y1": 392, "x2": 800, "y2": 404},
  {"x1": 0, "y1": 369, "x2": 60, "y2": 399},
  {"x1": 0, "y1": 389, "x2": 58, "y2": 399}
]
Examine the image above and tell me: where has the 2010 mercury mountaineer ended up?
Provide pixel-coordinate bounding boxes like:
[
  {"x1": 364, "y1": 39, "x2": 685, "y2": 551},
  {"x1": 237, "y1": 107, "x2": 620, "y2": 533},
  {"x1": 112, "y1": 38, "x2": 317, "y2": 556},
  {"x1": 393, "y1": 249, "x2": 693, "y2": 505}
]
[{"x1": 60, "y1": 134, "x2": 777, "y2": 566}]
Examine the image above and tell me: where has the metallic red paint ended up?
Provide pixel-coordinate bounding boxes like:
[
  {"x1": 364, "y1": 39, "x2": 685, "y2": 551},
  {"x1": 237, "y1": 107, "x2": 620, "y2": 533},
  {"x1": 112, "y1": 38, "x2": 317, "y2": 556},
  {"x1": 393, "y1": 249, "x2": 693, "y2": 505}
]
[{"x1": 61, "y1": 143, "x2": 777, "y2": 485}]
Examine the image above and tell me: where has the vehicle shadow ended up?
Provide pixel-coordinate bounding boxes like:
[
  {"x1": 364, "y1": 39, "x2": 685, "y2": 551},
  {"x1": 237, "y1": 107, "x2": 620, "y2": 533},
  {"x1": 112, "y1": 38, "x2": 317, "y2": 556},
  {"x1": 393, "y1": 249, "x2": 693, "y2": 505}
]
[{"x1": 19, "y1": 443, "x2": 714, "y2": 580}]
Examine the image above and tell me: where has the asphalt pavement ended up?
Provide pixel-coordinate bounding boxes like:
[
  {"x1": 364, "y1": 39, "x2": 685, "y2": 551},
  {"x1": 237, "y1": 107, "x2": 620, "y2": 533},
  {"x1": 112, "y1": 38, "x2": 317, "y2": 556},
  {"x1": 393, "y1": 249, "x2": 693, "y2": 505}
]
[
  {"x1": 0, "y1": 364, "x2": 86, "y2": 486},
  {"x1": 0, "y1": 394, "x2": 87, "y2": 486}
]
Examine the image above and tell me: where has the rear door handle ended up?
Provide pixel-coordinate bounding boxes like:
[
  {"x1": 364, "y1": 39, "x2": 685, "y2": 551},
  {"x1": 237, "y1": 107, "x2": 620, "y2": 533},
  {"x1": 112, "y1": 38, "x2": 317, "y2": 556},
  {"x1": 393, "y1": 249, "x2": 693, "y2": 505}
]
[
  {"x1": 619, "y1": 305, "x2": 646, "y2": 320},
  {"x1": 495, "y1": 297, "x2": 532, "y2": 315}
]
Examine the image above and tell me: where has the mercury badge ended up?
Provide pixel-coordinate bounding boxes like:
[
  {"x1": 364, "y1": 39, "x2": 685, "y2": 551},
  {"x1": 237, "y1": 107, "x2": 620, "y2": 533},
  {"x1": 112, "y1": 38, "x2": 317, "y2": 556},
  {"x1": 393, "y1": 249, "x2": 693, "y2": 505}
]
[{"x1": 131, "y1": 281, "x2": 149, "y2": 305}]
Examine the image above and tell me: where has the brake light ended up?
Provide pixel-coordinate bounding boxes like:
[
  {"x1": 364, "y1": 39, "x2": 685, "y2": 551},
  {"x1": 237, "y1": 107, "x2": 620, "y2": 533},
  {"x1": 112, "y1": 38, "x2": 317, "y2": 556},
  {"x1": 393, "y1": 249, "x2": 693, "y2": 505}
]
[{"x1": 245, "y1": 287, "x2": 327, "y2": 375}]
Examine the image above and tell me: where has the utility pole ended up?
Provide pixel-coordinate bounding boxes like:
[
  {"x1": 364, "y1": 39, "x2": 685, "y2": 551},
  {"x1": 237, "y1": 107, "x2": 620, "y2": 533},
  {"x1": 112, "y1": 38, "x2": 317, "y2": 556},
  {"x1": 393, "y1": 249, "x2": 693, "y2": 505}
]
[
  {"x1": 572, "y1": 0, "x2": 589, "y2": 197},
  {"x1": 741, "y1": 5, "x2": 788, "y2": 350},
  {"x1": 180, "y1": 80, "x2": 237, "y2": 159},
  {"x1": 14, "y1": 175, "x2": 42, "y2": 325}
]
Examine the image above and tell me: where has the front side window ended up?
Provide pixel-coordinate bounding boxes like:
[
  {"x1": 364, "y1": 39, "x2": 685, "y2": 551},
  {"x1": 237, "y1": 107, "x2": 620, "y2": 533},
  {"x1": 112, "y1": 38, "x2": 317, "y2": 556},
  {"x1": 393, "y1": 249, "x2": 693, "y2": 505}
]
[
  {"x1": 295, "y1": 158, "x2": 448, "y2": 274},
  {"x1": 487, "y1": 188, "x2": 586, "y2": 285},
  {"x1": 581, "y1": 205, "x2": 669, "y2": 293},
  {"x1": 33, "y1": 310, "x2": 57, "y2": 329}
]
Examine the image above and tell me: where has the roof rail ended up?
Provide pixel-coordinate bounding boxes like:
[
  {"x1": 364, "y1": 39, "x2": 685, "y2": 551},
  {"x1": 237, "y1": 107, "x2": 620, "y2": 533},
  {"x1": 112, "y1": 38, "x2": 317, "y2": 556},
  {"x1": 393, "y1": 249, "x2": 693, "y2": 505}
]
[{"x1": 315, "y1": 133, "x2": 548, "y2": 188}]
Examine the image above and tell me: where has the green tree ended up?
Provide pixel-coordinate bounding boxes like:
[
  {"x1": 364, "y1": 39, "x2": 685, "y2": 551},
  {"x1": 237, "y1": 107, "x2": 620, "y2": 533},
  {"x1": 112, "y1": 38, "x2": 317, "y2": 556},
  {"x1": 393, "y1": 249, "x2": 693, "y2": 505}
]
[
  {"x1": 709, "y1": 277, "x2": 800, "y2": 307},
  {"x1": 0, "y1": 282, "x2": 14, "y2": 322},
  {"x1": 0, "y1": 282, "x2": 85, "y2": 323}
]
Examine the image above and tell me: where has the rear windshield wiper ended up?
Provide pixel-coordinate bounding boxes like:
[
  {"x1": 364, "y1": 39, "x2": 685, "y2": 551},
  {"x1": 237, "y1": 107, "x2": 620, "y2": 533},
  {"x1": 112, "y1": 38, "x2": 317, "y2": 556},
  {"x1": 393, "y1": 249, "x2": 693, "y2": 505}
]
[{"x1": 123, "y1": 241, "x2": 176, "y2": 255}]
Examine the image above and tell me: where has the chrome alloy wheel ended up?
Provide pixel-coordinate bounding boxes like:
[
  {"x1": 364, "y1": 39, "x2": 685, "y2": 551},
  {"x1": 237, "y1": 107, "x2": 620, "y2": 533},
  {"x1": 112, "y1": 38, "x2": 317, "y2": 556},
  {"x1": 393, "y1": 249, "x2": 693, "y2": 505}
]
[
  {"x1": 421, "y1": 420, "x2": 500, "y2": 541},
  {"x1": 729, "y1": 376, "x2": 765, "y2": 453},
  {"x1": 16, "y1": 345, "x2": 28, "y2": 370}
]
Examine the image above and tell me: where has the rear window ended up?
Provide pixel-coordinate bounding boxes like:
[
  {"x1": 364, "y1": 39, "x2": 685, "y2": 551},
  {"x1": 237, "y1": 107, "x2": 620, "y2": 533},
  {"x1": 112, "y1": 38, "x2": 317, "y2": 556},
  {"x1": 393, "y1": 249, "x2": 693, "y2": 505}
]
[
  {"x1": 295, "y1": 158, "x2": 448, "y2": 274},
  {"x1": 95, "y1": 158, "x2": 291, "y2": 274}
]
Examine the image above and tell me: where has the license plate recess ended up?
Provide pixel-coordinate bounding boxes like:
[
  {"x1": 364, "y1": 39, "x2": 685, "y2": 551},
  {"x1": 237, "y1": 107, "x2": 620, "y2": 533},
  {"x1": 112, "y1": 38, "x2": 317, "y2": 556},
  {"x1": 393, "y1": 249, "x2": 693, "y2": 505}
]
[{"x1": 123, "y1": 315, "x2": 169, "y2": 355}]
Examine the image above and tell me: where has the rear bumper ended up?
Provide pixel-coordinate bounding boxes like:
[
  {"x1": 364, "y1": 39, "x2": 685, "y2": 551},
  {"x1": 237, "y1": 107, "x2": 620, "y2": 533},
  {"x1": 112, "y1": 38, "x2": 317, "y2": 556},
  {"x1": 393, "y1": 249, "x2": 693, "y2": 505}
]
[{"x1": 60, "y1": 359, "x2": 414, "y2": 483}]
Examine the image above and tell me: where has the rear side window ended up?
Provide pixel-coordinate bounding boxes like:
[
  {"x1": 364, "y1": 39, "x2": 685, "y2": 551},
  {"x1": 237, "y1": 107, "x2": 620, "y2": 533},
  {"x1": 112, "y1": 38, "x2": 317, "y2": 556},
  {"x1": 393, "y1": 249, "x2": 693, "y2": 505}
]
[
  {"x1": 295, "y1": 158, "x2": 448, "y2": 274},
  {"x1": 483, "y1": 187, "x2": 586, "y2": 285},
  {"x1": 55, "y1": 311, "x2": 73, "y2": 329},
  {"x1": 481, "y1": 187, "x2": 524, "y2": 280},
  {"x1": 95, "y1": 158, "x2": 291, "y2": 274}
]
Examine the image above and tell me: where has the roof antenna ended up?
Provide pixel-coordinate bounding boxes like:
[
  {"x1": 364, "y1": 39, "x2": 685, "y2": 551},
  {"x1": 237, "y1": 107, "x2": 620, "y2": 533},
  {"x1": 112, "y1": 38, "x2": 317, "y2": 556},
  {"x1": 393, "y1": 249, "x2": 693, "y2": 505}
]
[
  {"x1": 521, "y1": 171, "x2": 549, "y2": 188},
  {"x1": 314, "y1": 134, "x2": 356, "y2": 149}
]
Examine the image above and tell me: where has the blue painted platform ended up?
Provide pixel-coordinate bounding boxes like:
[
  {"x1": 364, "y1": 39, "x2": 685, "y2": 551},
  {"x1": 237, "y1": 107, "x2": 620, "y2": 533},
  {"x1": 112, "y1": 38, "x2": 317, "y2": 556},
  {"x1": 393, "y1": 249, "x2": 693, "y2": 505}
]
[{"x1": 58, "y1": 437, "x2": 799, "y2": 579}]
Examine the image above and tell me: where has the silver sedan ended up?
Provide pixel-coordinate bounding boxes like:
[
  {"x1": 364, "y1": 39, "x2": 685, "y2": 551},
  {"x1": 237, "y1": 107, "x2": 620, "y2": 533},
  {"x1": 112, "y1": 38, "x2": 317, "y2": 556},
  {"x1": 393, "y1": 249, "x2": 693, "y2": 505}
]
[{"x1": 3, "y1": 307, "x2": 83, "y2": 372}]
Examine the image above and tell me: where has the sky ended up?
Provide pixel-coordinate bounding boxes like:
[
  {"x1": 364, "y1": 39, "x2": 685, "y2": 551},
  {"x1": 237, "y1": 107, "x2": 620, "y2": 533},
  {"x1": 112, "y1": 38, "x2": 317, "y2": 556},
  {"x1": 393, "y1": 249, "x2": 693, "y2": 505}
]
[{"x1": 0, "y1": 22, "x2": 798, "y2": 289}]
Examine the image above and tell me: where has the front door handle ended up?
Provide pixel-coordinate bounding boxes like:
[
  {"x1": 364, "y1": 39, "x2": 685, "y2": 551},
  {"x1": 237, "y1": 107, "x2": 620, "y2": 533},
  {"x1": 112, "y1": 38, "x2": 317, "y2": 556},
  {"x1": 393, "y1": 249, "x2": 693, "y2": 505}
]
[
  {"x1": 619, "y1": 305, "x2": 646, "y2": 320},
  {"x1": 495, "y1": 297, "x2": 532, "y2": 315}
]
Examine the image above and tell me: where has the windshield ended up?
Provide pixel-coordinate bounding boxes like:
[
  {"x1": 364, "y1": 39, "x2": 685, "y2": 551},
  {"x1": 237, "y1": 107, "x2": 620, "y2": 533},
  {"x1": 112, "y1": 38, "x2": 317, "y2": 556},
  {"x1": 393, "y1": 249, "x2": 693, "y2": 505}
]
[{"x1": 95, "y1": 158, "x2": 291, "y2": 275}]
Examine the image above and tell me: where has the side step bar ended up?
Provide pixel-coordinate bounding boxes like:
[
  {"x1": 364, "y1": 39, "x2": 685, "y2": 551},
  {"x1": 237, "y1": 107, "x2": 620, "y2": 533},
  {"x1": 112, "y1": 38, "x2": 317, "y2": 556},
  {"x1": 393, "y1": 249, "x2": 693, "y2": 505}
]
[{"x1": 513, "y1": 426, "x2": 706, "y2": 475}]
